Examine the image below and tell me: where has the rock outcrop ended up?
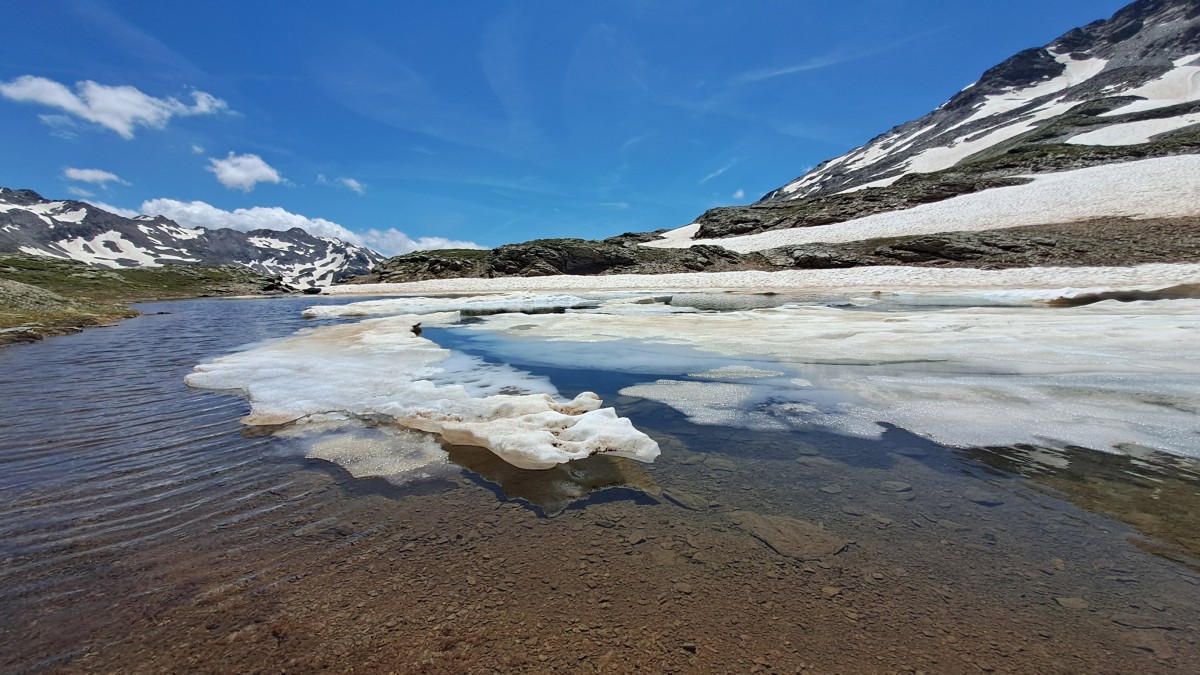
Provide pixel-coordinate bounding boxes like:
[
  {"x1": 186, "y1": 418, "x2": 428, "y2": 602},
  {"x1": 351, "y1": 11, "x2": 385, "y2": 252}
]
[{"x1": 355, "y1": 237, "x2": 773, "y2": 284}]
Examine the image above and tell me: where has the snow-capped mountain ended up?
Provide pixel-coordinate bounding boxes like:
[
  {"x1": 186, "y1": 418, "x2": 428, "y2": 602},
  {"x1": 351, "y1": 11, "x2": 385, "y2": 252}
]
[
  {"x1": 0, "y1": 188, "x2": 383, "y2": 287},
  {"x1": 762, "y1": 0, "x2": 1200, "y2": 201}
]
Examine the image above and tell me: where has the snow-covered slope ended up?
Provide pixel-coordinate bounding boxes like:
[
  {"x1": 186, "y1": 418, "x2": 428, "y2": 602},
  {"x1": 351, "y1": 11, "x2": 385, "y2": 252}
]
[
  {"x1": 762, "y1": 0, "x2": 1200, "y2": 201},
  {"x1": 0, "y1": 188, "x2": 383, "y2": 287},
  {"x1": 647, "y1": 155, "x2": 1200, "y2": 252}
]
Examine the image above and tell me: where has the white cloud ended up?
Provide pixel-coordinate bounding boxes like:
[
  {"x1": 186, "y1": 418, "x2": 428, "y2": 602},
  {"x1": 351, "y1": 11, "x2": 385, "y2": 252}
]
[
  {"x1": 732, "y1": 189, "x2": 745, "y2": 200},
  {"x1": 63, "y1": 167, "x2": 129, "y2": 186},
  {"x1": 0, "y1": 75, "x2": 228, "y2": 139},
  {"x1": 66, "y1": 186, "x2": 95, "y2": 198},
  {"x1": 191, "y1": 143, "x2": 205, "y2": 154},
  {"x1": 139, "y1": 197, "x2": 483, "y2": 256},
  {"x1": 83, "y1": 200, "x2": 140, "y2": 218},
  {"x1": 338, "y1": 177, "x2": 366, "y2": 195},
  {"x1": 360, "y1": 229, "x2": 484, "y2": 256},
  {"x1": 207, "y1": 152, "x2": 282, "y2": 192}
]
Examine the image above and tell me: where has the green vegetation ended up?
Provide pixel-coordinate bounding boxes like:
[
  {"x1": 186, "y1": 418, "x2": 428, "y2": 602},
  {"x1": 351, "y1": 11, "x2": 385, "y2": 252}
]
[{"x1": 0, "y1": 253, "x2": 286, "y2": 344}]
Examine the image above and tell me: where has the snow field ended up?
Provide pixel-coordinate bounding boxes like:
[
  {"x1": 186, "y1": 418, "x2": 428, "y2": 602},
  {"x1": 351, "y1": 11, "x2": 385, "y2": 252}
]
[{"x1": 643, "y1": 155, "x2": 1200, "y2": 252}]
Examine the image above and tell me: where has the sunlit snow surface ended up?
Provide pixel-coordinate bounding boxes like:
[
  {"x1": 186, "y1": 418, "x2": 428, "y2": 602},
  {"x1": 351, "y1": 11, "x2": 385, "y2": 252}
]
[
  {"x1": 319, "y1": 272, "x2": 1199, "y2": 456},
  {"x1": 646, "y1": 156, "x2": 1200, "y2": 252}
]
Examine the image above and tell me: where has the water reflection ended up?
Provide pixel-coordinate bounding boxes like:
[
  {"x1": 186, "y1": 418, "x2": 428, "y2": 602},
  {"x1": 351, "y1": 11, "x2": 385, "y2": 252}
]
[
  {"x1": 445, "y1": 444, "x2": 661, "y2": 516},
  {"x1": 963, "y1": 443, "x2": 1200, "y2": 571}
]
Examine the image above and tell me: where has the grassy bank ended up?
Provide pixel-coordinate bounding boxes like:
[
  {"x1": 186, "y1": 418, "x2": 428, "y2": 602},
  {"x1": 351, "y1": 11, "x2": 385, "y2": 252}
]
[{"x1": 0, "y1": 254, "x2": 288, "y2": 344}]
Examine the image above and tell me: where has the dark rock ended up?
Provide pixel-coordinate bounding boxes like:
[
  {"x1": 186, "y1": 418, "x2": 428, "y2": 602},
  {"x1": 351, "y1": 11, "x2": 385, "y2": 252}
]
[{"x1": 368, "y1": 238, "x2": 774, "y2": 283}]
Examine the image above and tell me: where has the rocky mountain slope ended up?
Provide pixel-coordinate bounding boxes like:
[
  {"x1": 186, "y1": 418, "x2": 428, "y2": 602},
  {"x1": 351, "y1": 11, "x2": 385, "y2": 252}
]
[
  {"x1": 658, "y1": 0, "x2": 1200, "y2": 249},
  {"x1": 0, "y1": 188, "x2": 383, "y2": 287},
  {"x1": 765, "y1": 0, "x2": 1200, "y2": 202}
]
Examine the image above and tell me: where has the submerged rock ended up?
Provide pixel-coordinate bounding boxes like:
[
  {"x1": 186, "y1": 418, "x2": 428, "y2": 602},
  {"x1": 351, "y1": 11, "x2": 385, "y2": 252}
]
[{"x1": 728, "y1": 510, "x2": 849, "y2": 560}]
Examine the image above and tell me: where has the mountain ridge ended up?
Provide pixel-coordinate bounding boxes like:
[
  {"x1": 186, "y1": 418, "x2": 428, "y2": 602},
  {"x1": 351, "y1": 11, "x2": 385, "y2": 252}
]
[
  {"x1": 0, "y1": 187, "x2": 383, "y2": 287},
  {"x1": 758, "y1": 0, "x2": 1200, "y2": 203}
]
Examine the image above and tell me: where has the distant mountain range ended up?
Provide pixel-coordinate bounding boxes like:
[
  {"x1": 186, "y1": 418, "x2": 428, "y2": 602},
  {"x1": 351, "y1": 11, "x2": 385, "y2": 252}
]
[
  {"x1": 762, "y1": 0, "x2": 1200, "y2": 202},
  {"x1": 0, "y1": 188, "x2": 382, "y2": 287}
]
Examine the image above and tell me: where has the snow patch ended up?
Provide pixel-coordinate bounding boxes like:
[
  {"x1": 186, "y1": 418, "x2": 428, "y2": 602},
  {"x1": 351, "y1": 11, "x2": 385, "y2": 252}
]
[
  {"x1": 1067, "y1": 112, "x2": 1200, "y2": 145},
  {"x1": 53, "y1": 231, "x2": 162, "y2": 267},
  {"x1": 1101, "y1": 51, "x2": 1200, "y2": 116}
]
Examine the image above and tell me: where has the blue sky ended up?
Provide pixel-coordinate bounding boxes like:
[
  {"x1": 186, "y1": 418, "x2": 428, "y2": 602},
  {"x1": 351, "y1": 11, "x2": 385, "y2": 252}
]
[{"x1": 0, "y1": 0, "x2": 1129, "y2": 255}]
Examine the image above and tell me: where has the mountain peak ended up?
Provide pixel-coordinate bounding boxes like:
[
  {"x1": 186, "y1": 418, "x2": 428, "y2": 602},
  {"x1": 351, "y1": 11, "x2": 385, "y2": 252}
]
[{"x1": 761, "y1": 0, "x2": 1200, "y2": 202}]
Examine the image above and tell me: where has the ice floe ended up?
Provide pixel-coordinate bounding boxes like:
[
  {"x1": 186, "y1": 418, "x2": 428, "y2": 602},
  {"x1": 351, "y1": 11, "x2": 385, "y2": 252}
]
[{"x1": 185, "y1": 315, "x2": 660, "y2": 470}]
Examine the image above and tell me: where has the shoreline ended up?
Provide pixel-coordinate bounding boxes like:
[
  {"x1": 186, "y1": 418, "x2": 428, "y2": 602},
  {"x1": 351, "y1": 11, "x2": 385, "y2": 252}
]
[{"x1": 324, "y1": 261, "x2": 1200, "y2": 296}]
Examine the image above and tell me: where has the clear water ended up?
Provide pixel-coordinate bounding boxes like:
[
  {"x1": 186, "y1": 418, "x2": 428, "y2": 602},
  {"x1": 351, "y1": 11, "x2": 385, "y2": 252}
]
[{"x1": 2, "y1": 295, "x2": 1198, "y2": 672}]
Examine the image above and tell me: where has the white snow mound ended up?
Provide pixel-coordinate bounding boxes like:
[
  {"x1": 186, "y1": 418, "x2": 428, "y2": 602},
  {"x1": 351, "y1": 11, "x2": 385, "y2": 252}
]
[{"x1": 185, "y1": 315, "x2": 660, "y2": 470}]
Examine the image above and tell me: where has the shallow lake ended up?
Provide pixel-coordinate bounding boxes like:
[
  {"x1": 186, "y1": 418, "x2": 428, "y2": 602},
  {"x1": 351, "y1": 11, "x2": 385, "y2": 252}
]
[{"x1": 2, "y1": 294, "x2": 1198, "y2": 672}]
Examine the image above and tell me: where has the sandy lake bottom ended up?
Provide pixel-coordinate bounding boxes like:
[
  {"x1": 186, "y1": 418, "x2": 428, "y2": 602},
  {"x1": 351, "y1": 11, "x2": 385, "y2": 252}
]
[{"x1": 2, "y1": 294, "x2": 1199, "y2": 673}]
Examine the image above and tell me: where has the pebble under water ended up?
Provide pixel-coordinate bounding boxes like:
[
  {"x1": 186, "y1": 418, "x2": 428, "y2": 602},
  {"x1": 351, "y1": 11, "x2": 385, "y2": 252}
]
[{"x1": 1, "y1": 294, "x2": 1198, "y2": 673}]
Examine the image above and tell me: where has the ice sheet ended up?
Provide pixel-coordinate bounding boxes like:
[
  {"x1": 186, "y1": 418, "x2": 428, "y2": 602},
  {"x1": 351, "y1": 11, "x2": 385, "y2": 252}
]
[
  {"x1": 324, "y1": 262, "x2": 1200, "y2": 297},
  {"x1": 185, "y1": 315, "x2": 660, "y2": 470},
  {"x1": 450, "y1": 296, "x2": 1200, "y2": 458},
  {"x1": 303, "y1": 293, "x2": 601, "y2": 319}
]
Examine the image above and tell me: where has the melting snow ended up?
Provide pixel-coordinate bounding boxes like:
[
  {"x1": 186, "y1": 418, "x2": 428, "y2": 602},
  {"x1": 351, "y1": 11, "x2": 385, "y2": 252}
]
[
  {"x1": 1068, "y1": 111, "x2": 1200, "y2": 145},
  {"x1": 53, "y1": 231, "x2": 162, "y2": 268},
  {"x1": 185, "y1": 315, "x2": 660, "y2": 470},
  {"x1": 645, "y1": 155, "x2": 1200, "y2": 252},
  {"x1": 781, "y1": 52, "x2": 1108, "y2": 197},
  {"x1": 325, "y1": 263, "x2": 1200, "y2": 297},
  {"x1": 1101, "y1": 51, "x2": 1200, "y2": 116},
  {"x1": 303, "y1": 293, "x2": 601, "y2": 319},
  {"x1": 249, "y1": 236, "x2": 295, "y2": 251},
  {"x1": 451, "y1": 293, "x2": 1200, "y2": 458},
  {"x1": 54, "y1": 208, "x2": 88, "y2": 224}
]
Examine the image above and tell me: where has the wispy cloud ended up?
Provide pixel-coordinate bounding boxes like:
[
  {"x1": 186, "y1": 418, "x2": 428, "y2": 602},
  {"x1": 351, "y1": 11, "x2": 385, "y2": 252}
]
[
  {"x1": 317, "y1": 174, "x2": 367, "y2": 195},
  {"x1": 620, "y1": 132, "x2": 653, "y2": 153},
  {"x1": 63, "y1": 167, "x2": 129, "y2": 186},
  {"x1": 732, "y1": 188, "x2": 745, "y2": 200},
  {"x1": 699, "y1": 158, "x2": 741, "y2": 185},
  {"x1": 730, "y1": 54, "x2": 848, "y2": 85},
  {"x1": 0, "y1": 75, "x2": 228, "y2": 139},
  {"x1": 730, "y1": 31, "x2": 942, "y2": 87},
  {"x1": 67, "y1": 186, "x2": 95, "y2": 198},
  {"x1": 338, "y1": 177, "x2": 366, "y2": 194},
  {"x1": 207, "y1": 152, "x2": 282, "y2": 192}
]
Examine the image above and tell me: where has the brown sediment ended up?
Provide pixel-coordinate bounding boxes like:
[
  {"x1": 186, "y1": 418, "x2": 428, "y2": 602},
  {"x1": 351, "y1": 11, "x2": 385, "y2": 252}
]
[
  {"x1": 3, "y1": 297, "x2": 1199, "y2": 673},
  {"x1": 5, "y1": 435, "x2": 1199, "y2": 673}
]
